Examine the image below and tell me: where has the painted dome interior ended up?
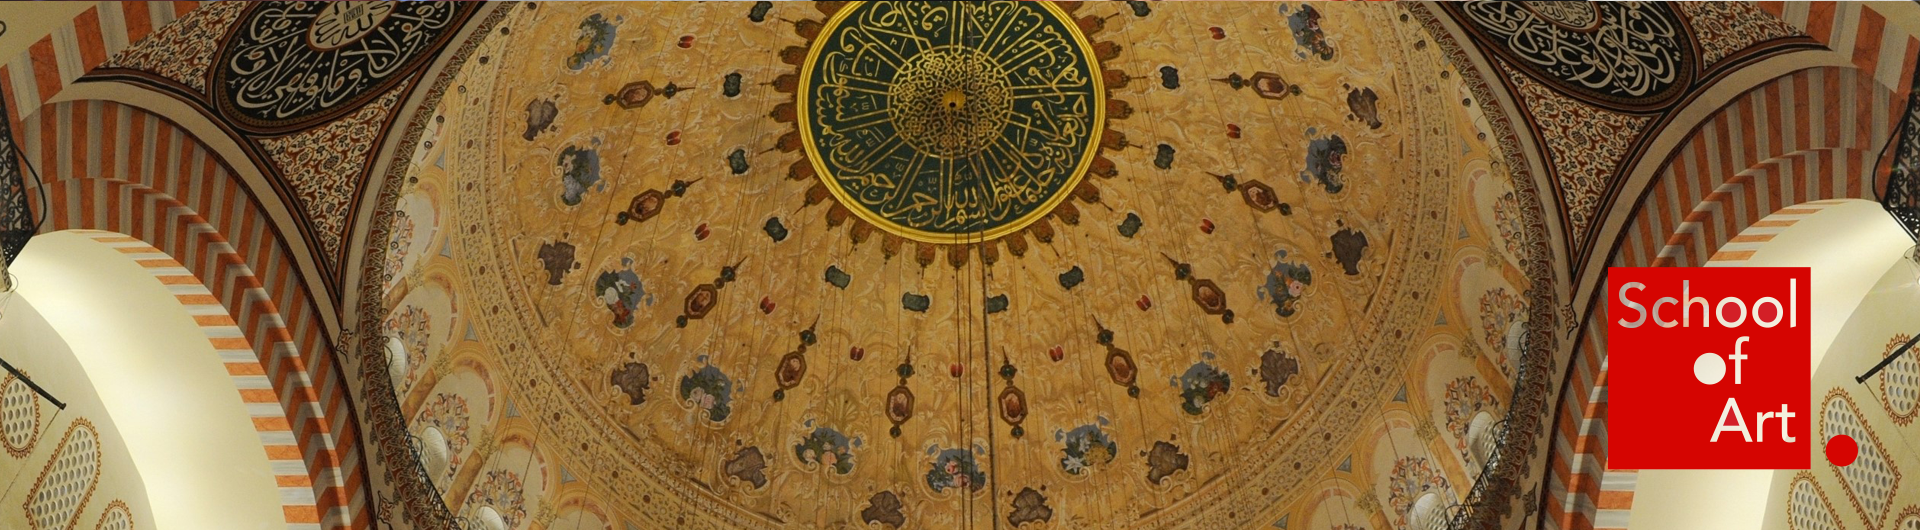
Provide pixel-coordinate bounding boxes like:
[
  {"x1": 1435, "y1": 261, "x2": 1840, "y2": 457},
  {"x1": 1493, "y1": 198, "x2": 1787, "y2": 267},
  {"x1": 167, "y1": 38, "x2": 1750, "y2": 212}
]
[
  {"x1": 4, "y1": 1, "x2": 1917, "y2": 529},
  {"x1": 384, "y1": 2, "x2": 1545, "y2": 528}
]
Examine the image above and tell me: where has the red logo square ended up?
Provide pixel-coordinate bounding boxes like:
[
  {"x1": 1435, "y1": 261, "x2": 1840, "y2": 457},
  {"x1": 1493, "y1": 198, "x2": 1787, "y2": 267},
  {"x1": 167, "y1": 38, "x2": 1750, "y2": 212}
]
[{"x1": 1607, "y1": 267, "x2": 1810, "y2": 470}]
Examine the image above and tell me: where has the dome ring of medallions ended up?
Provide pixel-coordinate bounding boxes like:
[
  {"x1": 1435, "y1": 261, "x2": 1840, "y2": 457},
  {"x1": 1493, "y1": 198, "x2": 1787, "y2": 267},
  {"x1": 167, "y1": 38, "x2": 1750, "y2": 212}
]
[{"x1": 796, "y1": 1, "x2": 1106, "y2": 244}]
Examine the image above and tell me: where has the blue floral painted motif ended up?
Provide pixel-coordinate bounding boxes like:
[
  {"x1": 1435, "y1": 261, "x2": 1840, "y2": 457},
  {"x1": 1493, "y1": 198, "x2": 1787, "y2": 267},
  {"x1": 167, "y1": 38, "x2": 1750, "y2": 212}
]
[
  {"x1": 1287, "y1": 4, "x2": 1336, "y2": 60},
  {"x1": 925, "y1": 446, "x2": 986, "y2": 493},
  {"x1": 1175, "y1": 358, "x2": 1232, "y2": 415},
  {"x1": 567, "y1": 14, "x2": 619, "y2": 70},
  {"x1": 592, "y1": 257, "x2": 651, "y2": 328},
  {"x1": 678, "y1": 362, "x2": 734, "y2": 422},
  {"x1": 557, "y1": 144, "x2": 603, "y2": 206},
  {"x1": 1301, "y1": 133, "x2": 1348, "y2": 193},
  {"x1": 1257, "y1": 250, "x2": 1313, "y2": 317},
  {"x1": 794, "y1": 423, "x2": 860, "y2": 475},
  {"x1": 1056, "y1": 422, "x2": 1117, "y2": 475}
]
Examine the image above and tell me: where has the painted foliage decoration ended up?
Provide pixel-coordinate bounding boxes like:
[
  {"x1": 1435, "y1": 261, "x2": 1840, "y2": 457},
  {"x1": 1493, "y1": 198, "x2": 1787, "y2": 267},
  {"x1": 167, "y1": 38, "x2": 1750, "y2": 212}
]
[
  {"x1": 389, "y1": 1, "x2": 1563, "y2": 527},
  {"x1": 1443, "y1": 377, "x2": 1499, "y2": 454},
  {"x1": 415, "y1": 393, "x2": 473, "y2": 481},
  {"x1": 1386, "y1": 456, "x2": 1449, "y2": 528},
  {"x1": 211, "y1": 1, "x2": 481, "y2": 132},
  {"x1": 463, "y1": 468, "x2": 530, "y2": 529}
]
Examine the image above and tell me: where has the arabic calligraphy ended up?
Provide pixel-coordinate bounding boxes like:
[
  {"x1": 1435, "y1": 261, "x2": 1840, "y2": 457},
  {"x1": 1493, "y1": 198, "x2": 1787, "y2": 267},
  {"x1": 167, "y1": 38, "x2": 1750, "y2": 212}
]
[
  {"x1": 799, "y1": 1, "x2": 1105, "y2": 242},
  {"x1": 1456, "y1": 1, "x2": 1693, "y2": 110},
  {"x1": 213, "y1": 1, "x2": 475, "y2": 132}
]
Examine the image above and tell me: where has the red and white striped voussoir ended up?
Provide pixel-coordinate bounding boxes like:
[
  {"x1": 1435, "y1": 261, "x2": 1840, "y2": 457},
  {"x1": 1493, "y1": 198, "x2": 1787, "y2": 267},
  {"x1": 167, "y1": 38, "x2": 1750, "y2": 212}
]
[
  {"x1": 1547, "y1": 2, "x2": 1920, "y2": 527},
  {"x1": 19, "y1": 98, "x2": 369, "y2": 529},
  {"x1": 70, "y1": 230, "x2": 329, "y2": 529}
]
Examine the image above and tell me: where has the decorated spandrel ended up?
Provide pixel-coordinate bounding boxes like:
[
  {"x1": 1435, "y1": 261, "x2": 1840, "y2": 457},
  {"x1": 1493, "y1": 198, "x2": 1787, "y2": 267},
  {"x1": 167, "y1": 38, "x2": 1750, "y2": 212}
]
[{"x1": 798, "y1": 1, "x2": 1105, "y2": 242}]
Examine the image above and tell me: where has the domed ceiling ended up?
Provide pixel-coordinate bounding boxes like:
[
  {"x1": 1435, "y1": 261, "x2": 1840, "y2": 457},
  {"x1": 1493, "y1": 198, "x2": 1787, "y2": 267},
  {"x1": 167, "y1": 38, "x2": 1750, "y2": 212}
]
[{"x1": 381, "y1": 1, "x2": 1555, "y2": 528}]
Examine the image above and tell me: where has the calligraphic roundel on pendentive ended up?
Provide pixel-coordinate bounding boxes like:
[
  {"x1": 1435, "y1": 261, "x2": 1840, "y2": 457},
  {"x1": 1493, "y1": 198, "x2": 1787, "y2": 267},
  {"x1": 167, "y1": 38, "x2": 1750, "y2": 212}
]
[
  {"x1": 799, "y1": 1, "x2": 1105, "y2": 243},
  {"x1": 1449, "y1": 1, "x2": 1696, "y2": 112},
  {"x1": 210, "y1": 1, "x2": 480, "y2": 133}
]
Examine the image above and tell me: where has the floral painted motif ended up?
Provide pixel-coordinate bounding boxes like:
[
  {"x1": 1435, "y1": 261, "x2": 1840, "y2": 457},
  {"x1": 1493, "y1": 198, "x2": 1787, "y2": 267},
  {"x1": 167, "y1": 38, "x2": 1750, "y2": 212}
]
[
  {"x1": 1478, "y1": 287, "x2": 1526, "y2": 372},
  {"x1": 383, "y1": 305, "x2": 431, "y2": 393},
  {"x1": 1056, "y1": 423, "x2": 1117, "y2": 475},
  {"x1": 260, "y1": 90, "x2": 400, "y2": 260},
  {"x1": 1500, "y1": 66, "x2": 1649, "y2": 243},
  {"x1": 925, "y1": 446, "x2": 986, "y2": 494},
  {"x1": 1257, "y1": 347, "x2": 1301, "y2": 397},
  {"x1": 1493, "y1": 191, "x2": 1527, "y2": 261},
  {"x1": 678, "y1": 363, "x2": 734, "y2": 422},
  {"x1": 793, "y1": 424, "x2": 860, "y2": 475},
  {"x1": 463, "y1": 468, "x2": 529, "y2": 529},
  {"x1": 593, "y1": 257, "x2": 650, "y2": 328},
  {"x1": 416, "y1": 393, "x2": 472, "y2": 480},
  {"x1": 1285, "y1": 4, "x2": 1336, "y2": 60},
  {"x1": 1387, "y1": 457, "x2": 1448, "y2": 527},
  {"x1": 557, "y1": 143, "x2": 604, "y2": 206},
  {"x1": 1443, "y1": 377, "x2": 1498, "y2": 455},
  {"x1": 98, "y1": 1, "x2": 246, "y2": 91},
  {"x1": 1175, "y1": 358, "x2": 1232, "y2": 415},
  {"x1": 1301, "y1": 133, "x2": 1348, "y2": 193},
  {"x1": 1673, "y1": 2, "x2": 1802, "y2": 65},
  {"x1": 383, "y1": 208, "x2": 415, "y2": 286},
  {"x1": 567, "y1": 14, "x2": 620, "y2": 70},
  {"x1": 1257, "y1": 250, "x2": 1313, "y2": 317},
  {"x1": 523, "y1": 97, "x2": 559, "y2": 141}
]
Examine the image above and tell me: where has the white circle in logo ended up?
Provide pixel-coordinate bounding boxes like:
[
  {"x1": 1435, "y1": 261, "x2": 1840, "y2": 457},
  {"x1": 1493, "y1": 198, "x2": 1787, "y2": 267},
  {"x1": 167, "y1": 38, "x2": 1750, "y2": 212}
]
[{"x1": 1694, "y1": 353, "x2": 1726, "y2": 385}]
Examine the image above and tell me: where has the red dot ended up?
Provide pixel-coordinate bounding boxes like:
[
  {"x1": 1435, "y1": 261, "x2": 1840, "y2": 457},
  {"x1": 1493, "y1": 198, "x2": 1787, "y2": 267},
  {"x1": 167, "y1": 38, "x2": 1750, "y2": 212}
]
[
  {"x1": 1826, "y1": 434, "x2": 1858, "y2": 467},
  {"x1": 1757, "y1": 302, "x2": 1778, "y2": 323}
]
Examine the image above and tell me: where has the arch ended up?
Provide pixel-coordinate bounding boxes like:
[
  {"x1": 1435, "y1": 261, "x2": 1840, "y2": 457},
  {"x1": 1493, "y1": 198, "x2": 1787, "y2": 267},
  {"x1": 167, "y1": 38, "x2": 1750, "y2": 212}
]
[
  {"x1": 1544, "y1": 66, "x2": 1907, "y2": 530},
  {"x1": 0, "y1": 2, "x2": 202, "y2": 124},
  {"x1": 1612, "y1": 67, "x2": 1893, "y2": 272},
  {"x1": 64, "y1": 229, "x2": 325, "y2": 526},
  {"x1": 1621, "y1": 199, "x2": 1912, "y2": 530},
  {"x1": 24, "y1": 174, "x2": 366, "y2": 528}
]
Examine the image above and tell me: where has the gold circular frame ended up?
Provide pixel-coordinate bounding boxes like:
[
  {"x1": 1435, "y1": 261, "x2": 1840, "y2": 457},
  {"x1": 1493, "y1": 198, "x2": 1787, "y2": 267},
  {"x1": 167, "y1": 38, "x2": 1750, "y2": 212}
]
[{"x1": 795, "y1": 1, "x2": 1106, "y2": 244}]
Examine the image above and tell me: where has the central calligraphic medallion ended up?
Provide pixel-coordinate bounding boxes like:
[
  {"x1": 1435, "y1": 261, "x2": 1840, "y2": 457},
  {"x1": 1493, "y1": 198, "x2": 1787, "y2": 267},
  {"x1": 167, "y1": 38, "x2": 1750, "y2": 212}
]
[{"x1": 799, "y1": 1, "x2": 1105, "y2": 243}]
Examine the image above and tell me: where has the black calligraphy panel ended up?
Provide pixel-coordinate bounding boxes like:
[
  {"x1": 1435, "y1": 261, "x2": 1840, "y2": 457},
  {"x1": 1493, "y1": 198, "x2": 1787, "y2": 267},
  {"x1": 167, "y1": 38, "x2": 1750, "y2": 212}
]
[
  {"x1": 799, "y1": 1, "x2": 1104, "y2": 241},
  {"x1": 1450, "y1": 1, "x2": 1695, "y2": 112},
  {"x1": 212, "y1": 1, "x2": 478, "y2": 132}
]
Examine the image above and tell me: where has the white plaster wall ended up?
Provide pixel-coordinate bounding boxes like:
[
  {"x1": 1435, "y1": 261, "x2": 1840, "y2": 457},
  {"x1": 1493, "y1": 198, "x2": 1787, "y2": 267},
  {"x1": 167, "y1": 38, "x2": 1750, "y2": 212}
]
[
  {"x1": 6, "y1": 231, "x2": 288, "y2": 529},
  {"x1": 1630, "y1": 199, "x2": 1920, "y2": 530},
  {"x1": 0, "y1": 296, "x2": 154, "y2": 530}
]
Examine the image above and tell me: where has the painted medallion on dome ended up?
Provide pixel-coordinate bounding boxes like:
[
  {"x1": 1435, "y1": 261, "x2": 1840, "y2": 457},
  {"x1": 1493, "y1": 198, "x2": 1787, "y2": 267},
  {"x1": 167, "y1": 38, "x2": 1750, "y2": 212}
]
[{"x1": 800, "y1": 1, "x2": 1103, "y2": 242}]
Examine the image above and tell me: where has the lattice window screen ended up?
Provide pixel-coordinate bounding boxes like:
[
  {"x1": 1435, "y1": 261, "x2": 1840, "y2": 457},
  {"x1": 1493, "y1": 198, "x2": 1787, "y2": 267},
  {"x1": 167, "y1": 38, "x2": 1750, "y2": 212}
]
[
  {"x1": 1790, "y1": 476, "x2": 1843, "y2": 530},
  {"x1": 1824, "y1": 393, "x2": 1898, "y2": 525},
  {"x1": 2, "y1": 374, "x2": 41, "y2": 457},
  {"x1": 1881, "y1": 340, "x2": 1920, "y2": 423},
  {"x1": 92, "y1": 501, "x2": 131, "y2": 530},
  {"x1": 26, "y1": 419, "x2": 100, "y2": 530}
]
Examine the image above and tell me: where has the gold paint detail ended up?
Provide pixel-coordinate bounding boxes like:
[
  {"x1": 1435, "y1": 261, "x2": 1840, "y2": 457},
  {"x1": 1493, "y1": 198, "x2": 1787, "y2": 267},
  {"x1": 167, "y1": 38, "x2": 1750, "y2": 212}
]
[
  {"x1": 890, "y1": 46, "x2": 1012, "y2": 159},
  {"x1": 797, "y1": 1, "x2": 1106, "y2": 243}
]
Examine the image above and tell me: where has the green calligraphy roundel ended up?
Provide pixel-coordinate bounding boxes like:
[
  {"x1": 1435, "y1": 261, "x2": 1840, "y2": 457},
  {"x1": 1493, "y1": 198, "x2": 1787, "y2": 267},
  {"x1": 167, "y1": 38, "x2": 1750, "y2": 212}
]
[{"x1": 798, "y1": 1, "x2": 1105, "y2": 243}]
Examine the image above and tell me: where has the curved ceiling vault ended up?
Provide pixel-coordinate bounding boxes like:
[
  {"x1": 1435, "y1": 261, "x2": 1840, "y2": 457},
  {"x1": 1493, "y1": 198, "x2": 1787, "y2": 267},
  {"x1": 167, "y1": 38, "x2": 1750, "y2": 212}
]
[
  {"x1": 13, "y1": 1, "x2": 1905, "y2": 530},
  {"x1": 373, "y1": 2, "x2": 1556, "y2": 529}
]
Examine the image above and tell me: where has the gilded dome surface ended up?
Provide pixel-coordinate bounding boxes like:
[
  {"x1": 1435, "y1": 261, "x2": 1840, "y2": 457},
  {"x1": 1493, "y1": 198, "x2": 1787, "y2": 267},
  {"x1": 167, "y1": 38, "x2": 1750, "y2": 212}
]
[{"x1": 390, "y1": 2, "x2": 1547, "y2": 527}]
